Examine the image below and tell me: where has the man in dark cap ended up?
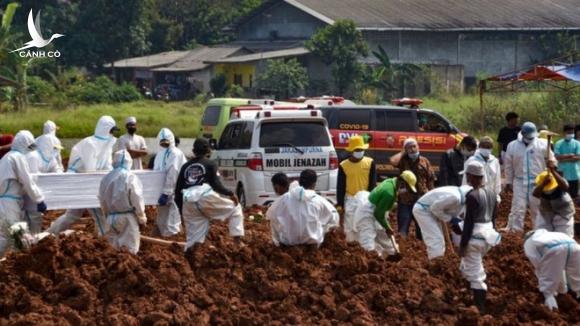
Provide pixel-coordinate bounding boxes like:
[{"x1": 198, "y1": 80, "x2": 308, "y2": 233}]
[{"x1": 175, "y1": 138, "x2": 244, "y2": 251}]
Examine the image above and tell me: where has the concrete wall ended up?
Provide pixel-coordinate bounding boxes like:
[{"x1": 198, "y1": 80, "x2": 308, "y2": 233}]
[
  {"x1": 238, "y1": 2, "x2": 325, "y2": 41},
  {"x1": 365, "y1": 31, "x2": 548, "y2": 83},
  {"x1": 235, "y1": 5, "x2": 565, "y2": 91}
]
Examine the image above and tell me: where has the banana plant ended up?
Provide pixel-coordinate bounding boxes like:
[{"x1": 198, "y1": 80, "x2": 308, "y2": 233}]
[{"x1": 0, "y1": 3, "x2": 34, "y2": 111}]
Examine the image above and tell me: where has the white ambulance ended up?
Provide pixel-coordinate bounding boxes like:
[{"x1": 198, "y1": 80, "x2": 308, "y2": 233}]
[{"x1": 213, "y1": 110, "x2": 338, "y2": 207}]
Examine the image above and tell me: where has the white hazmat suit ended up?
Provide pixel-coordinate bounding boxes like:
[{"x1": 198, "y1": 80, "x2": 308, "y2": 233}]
[
  {"x1": 153, "y1": 128, "x2": 186, "y2": 237},
  {"x1": 28, "y1": 120, "x2": 64, "y2": 173},
  {"x1": 0, "y1": 131, "x2": 45, "y2": 255},
  {"x1": 26, "y1": 123, "x2": 63, "y2": 233},
  {"x1": 351, "y1": 191, "x2": 397, "y2": 256},
  {"x1": 47, "y1": 116, "x2": 117, "y2": 235},
  {"x1": 536, "y1": 190, "x2": 575, "y2": 238},
  {"x1": 182, "y1": 183, "x2": 244, "y2": 251},
  {"x1": 462, "y1": 151, "x2": 501, "y2": 204},
  {"x1": 98, "y1": 150, "x2": 146, "y2": 254},
  {"x1": 267, "y1": 185, "x2": 339, "y2": 246},
  {"x1": 524, "y1": 229, "x2": 580, "y2": 310},
  {"x1": 505, "y1": 133, "x2": 551, "y2": 231},
  {"x1": 412, "y1": 185, "x2": 472, "y2": 260}
]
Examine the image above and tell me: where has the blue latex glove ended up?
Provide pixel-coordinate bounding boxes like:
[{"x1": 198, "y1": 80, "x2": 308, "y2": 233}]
[
  {"x1": 450, "y1": 217, "x2": 462, "y2": 225},
  {"x1": 158, "y1": 194, "x2": 169, "y2": 206},
  {"x1": 37, "y1": 201, "x2": 47, "y2": 214}
]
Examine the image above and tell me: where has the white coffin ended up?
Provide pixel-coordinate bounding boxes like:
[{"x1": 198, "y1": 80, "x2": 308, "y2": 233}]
[{"x1": 26, "y1": 171, "x2": 166, "y2": 210}]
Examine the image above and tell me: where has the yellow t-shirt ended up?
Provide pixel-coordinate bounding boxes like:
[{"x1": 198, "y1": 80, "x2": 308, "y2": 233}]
[{"x1": 340, "y1": 157, "x2": 374, "y2": 196}]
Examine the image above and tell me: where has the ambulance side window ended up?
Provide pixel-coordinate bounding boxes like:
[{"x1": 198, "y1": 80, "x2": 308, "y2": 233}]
[
  {"x1": 336, "y1": 109, "x2": 371, "y2": 131},
  {"x1": 417, "y1": 112, "x2": 450, "y2": 133},
  {"x1": 219, "y1": 122, "x2": 253, "y2": 150},
  {"x1": 238, "y1": 122, "x2": 254, "y2": 149},
  {"x1": 385, "y1": 111, "x2": 415, "y2": 131}
]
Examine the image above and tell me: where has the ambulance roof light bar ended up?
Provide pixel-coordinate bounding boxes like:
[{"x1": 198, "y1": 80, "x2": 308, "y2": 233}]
[{"x1": 256, "y1": 110, "x2": 321, "y2": 119}]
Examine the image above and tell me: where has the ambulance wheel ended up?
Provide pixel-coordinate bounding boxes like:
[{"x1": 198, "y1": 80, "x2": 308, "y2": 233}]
[{"x1": 237, "y1": 185, "x2": 247, "y2": 209}]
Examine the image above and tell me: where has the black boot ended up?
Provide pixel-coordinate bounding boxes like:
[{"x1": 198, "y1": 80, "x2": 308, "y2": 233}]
[{"x1": 473, "y1": 289, "x2": 487, "y2": 314}]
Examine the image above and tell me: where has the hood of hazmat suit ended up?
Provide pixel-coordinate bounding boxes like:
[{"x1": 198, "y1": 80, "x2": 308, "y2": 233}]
[
  {"x1": 28, "y1": 132, "x2": 63, "y2": 173},
  {"x1": 43, "y1": 120, "x2": 57, "y2": 136},
  {"x1": 0, "y1": 130, "x2": 44, "y2": 205},
  {"x1": 267, "y1": 185, "x2": 339, "y2": 246},
  {"x1": 153, "y1": 128, "x2": 186, "y2": 195},
  {"x1": 98, "y1": 150, "x2": 145, "y2": 221},
  {"x1": 67, "y1": 116, "x2": 117, "y2": 173}
]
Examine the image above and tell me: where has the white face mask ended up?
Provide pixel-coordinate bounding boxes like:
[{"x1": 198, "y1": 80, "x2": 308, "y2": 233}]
[
  {"x1": 479, "y1": 148, "x2": 492, "y2": 158},
  {"x1": 565, "y1": 133, "x2": 574, "y2": 141},
  {"x1": 352, "y1": 151, "x2": 364, "y2": 159}
]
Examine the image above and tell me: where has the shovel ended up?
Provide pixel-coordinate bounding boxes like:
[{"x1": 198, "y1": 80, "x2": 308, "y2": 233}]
[
  {"x1": 440, "y1": 220, "x2": 456, "y2": 256},
  {"x1": 140, "y1": 235, "x2": 186, "y2": 248},
  {"x1": 385, "y1": 224, "x2": 402, "y2": 261}
]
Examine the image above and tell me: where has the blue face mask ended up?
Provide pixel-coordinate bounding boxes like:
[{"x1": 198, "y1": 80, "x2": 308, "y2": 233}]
[{"x1": 408, "y1": 152, "x2": 419, "y2": 161}]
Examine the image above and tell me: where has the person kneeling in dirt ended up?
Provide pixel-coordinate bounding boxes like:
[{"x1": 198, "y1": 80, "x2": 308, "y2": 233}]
[
  {"x1": 524, "y1": 229, "x2": 580, "y2": 311},
  {"x1": 175, "y1": 138, "x2": 244, "y2": 252},
  {"x1": 267, "y1": 169, "x2": 339, "y2": 246},
  {"x1": 458, "y1": 161, "x2": 501, "y2": 314},
  {"x1": 350, "y1": 170, "x2": 417, "y2": 259},
  {"x1": 412, "y1": 181, "x2": 473, "y2": 260},
  {"x1": 532, "y1": 164, "x2": 575, "y2": 237},
  {"x1": 98, "y1": 150, "x2": 146, "y2": 254}
]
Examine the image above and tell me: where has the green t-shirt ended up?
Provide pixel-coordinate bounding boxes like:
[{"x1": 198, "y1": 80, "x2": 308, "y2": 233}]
[{"x1": 368, "y1": 178, "x2": 397, "y2": 230}]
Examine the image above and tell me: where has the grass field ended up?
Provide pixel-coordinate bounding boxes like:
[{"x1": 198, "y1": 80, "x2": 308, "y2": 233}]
[
  {"x1": 1, "y1": 92, "x2": 577, "y2": 140},
  {"x1": 0, "y1": 100, "x2": 204, "y2": 138}
]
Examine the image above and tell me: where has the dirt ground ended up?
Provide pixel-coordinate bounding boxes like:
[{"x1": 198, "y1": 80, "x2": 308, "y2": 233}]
[{"x1": 0, "y1": 192, "x2": 579, "y2": 325}]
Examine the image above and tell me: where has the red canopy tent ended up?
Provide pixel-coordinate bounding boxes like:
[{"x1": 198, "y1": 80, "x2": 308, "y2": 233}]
[{"x1": 478, "y1": 52, "x2": 580, "y2": 132}]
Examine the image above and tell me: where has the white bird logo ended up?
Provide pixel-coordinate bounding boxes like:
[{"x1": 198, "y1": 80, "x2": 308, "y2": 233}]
[{"x1": 11, "y1": 9, "x2": 64, "y2": 53}]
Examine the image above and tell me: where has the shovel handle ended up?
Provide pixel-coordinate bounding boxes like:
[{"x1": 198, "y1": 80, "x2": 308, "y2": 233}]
[{"x1": 140, "y1": 235, "x2": 186, "y2": 247}]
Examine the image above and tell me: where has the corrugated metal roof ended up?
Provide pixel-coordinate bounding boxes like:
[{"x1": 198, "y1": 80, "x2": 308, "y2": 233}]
[
  {"x1": 284, "y1": 0, "x2": 580, "y2": 30},
  {"x1": 206, "y1": 47, "x2": 309, "y2": 63},
  {"x1": 152, "y1": 46, "x2": 244, "y2": 72},
  {"x1": 108, "y1": 51, "x2": 190, "y2": 68}
]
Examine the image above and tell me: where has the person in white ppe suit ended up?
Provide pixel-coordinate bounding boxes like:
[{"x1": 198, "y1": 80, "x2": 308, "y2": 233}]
[
  {"x1": 175, "y1": 138, "x2": 243, "y2": 251},
  {"x1": 98, "y1": 150, "x2": 146, "y2": 254},
  {"x1": 0, "y1": 130, "x2": 47, "y2": 256},
  {"x1": 524, "y1": 229, "x2": 580, "y2": 311},
  {"x1": 532, "y1": 166, "x2": 575, "y2": 237},
  {"x1": 28, "y1": 120, "x2": 64, "y2": 174},
  {"x1": 267, "y1": 169, "x2": 339, "y2": 246},
  {"x1": 153, "y1": 128, "x2": 186, "y2": 237},
  {"x1": 26, "y1": 123, "x2": 64, "y2": 233},
  {"x1": 458, "y1": 161, "x2": 501, "y2": 314},
  {"x1": 47, "y1": 116, "x2": 119, "y2": 235},
  {"x1": 504, "y1": 122, "x2": 553, "y2": 232},
  {"x1": 462, "y1": 136, "x2": 501, "y2": 208},
  {"x1": 350, "y1": 171, "x2": 417, "y2": 258},
  {"x1": 412, "y1": 183, "x2": 473, "y2": 260}
]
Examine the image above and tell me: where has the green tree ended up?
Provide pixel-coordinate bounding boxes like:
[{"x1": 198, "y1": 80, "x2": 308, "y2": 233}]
[
  {"x1": 360, "y1": 45, "x2": 423, "y2": 100},
  {"x1": 306, "y1": 19, "x2": 368, "y2": 95},
  {"x1": 0, "y1": 3, "x2": 35, "y2": 111},
  {"x1": 257, "y1": 58, "x2": 309, "y2": 99},
  {"x1": 61, "y1": 0, "x2": 152, "y2": 70}
]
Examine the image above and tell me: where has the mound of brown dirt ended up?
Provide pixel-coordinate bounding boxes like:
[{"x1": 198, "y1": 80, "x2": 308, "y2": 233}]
[{"x1": 1, "y1": 194, "x2": 579, "y2": 325}]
